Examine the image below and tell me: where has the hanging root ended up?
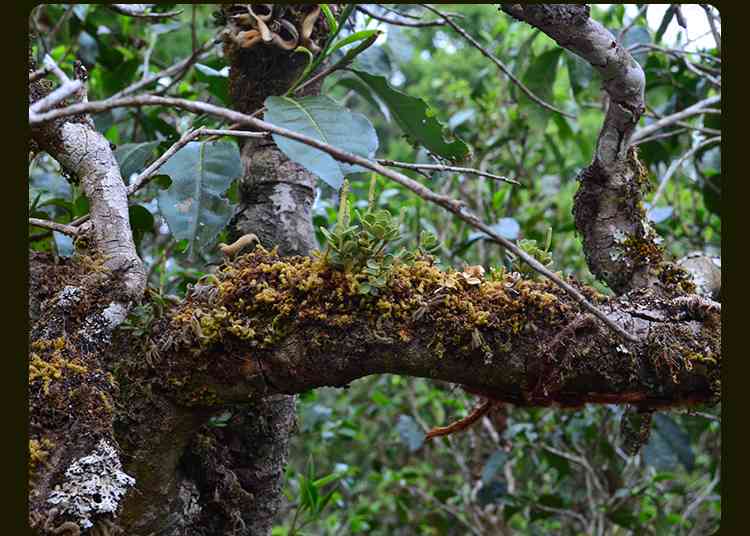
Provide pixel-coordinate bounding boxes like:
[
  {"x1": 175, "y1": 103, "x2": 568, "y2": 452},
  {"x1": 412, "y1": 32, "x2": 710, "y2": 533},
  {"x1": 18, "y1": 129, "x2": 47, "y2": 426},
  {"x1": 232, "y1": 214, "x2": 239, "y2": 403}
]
[{"x1": 424, "y1": 398, "x2": 499, "y2": 441}]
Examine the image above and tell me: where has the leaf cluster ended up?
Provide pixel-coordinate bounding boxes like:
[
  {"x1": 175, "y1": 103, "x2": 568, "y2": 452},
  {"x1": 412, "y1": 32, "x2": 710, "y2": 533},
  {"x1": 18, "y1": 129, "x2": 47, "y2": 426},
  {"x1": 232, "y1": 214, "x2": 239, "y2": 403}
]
[{"x1": 320, "y1": 179, "x2": 441, "y2": 296}]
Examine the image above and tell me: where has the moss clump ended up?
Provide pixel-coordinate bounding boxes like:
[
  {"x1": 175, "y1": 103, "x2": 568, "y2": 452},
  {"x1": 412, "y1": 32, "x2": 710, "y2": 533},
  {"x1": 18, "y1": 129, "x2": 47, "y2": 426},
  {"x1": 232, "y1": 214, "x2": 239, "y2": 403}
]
[
  {"x1": 620, "y1": 233, "x2": 663, "y2": 267},
  {"x1": 165, "y1": 247, "x2": 578, "y2": 378},
  {"x1": 29, "y1": 437, "x2": 55, "y2": 478},
  {"x1": 29, "y1": 337, "x2": 88, "y2": 395},
  {"x1": 657, "y1": 263, "x2": 697, "y2": 295}
]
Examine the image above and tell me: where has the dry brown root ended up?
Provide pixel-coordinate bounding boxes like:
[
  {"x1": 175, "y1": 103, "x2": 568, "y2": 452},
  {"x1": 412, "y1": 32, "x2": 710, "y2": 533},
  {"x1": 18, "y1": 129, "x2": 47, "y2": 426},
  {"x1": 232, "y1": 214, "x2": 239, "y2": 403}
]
[
  {"x1": 218, "y1": 233, "x2": 260, "y2": 258},
  {"x1": 424, "y1": 398, "x2": 498, "y2": 441}
]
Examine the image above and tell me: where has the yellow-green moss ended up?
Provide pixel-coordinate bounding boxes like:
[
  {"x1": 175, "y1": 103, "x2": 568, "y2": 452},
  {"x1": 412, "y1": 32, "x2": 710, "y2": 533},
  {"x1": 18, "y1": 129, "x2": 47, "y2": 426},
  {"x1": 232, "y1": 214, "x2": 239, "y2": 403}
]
[
  {"x1": 29, "y1": 337, "x2": 88, "y2": 395},
  {"x1": 29, "y1": 437, "x2": 55, "y2": 477}
]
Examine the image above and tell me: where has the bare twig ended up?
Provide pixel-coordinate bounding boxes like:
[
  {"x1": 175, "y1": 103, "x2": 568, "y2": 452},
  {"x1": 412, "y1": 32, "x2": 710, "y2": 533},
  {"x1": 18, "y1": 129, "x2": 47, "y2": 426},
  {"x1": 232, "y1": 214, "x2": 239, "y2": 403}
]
[
  {"x1": 357, "y1": 5, "x2": 447, "y2": 27},
  {"x1": 406, "y1": 486, "x2": 483, "y2": 536},
  {"x1": 111, "y1": 37, "x2": 217, "y2": 99},
  {"x1": 422, "y1": 4, "x2": 575, "y2": 120},
  {"x1": 618, "y1": 4, "x2": 648, "y2": 42},
  {"x1": 700, "y1": 5, "x2": 721, "y2": 53},
  {"x1": 631, "y1": 95, "x2": 721, "y2": 144},
  {"x1": 377, "y1": 159, "x2": 518, "y2": 185},
  {"x1": 29, "y1": 217, "x2": 79, "y2": 237},
  {"x1": 109, "y1": 5, "x2": 183, "y2": 20},
  {"x1": 683, "y1": 471, "x2": 720, "y2": 520},
  {"x1": 634, "y1": 127, "x2": 688, "y2": 145},
  {"x1": 651, "y1": 136, "x2": 720, "y2": 206}
]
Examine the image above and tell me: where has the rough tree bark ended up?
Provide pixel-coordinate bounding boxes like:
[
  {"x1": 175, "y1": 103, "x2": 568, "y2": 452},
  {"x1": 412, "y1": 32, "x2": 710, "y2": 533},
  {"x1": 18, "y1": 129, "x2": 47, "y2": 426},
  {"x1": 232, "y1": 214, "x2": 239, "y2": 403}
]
[{"x1": 28, "y1": 5, "x2": 720, "y2": 536}]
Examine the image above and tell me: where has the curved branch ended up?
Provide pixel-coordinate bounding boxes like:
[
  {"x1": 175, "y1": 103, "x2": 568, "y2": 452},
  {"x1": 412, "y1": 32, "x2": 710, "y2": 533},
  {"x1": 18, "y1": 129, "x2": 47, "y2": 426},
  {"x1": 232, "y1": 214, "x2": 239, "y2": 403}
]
[{"x1": 499, "y1": 5, "x2": 669, "y2": 295}]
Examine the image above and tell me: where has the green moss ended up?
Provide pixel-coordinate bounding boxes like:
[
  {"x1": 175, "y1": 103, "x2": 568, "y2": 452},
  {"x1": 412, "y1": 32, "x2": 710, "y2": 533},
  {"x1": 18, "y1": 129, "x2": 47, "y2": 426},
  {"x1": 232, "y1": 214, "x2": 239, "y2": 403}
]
[
  {"x1": 29, "y1": 437, "x2": 55, "y2": 479},
  {"x1": 29, "y1": 337, "x2": 88, "y2": 395}
]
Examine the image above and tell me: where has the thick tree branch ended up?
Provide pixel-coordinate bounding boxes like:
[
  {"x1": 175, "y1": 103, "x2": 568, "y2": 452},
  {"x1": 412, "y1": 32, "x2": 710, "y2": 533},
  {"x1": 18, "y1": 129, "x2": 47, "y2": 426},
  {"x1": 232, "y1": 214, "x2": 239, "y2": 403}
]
[{"x1": 154, "y1": 249, "x2": 720, "y2": 410}]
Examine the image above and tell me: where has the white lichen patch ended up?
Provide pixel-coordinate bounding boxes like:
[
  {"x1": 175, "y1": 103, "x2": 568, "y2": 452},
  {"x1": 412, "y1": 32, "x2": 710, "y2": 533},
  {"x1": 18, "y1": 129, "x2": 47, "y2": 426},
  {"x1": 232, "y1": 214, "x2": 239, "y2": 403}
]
[
  {"x1": 102, "y1": 302, "x2": 128, "y2": 329},
  {"x1": 47, "y1": 439, "x2": 135, "y2": 530}
]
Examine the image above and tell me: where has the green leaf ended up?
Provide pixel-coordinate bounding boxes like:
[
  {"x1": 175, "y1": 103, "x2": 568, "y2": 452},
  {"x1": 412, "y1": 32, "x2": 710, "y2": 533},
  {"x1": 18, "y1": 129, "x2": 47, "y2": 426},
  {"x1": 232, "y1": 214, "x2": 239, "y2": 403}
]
[
  {"x1": 352, "y1": 46, "x2": 392, "y2": 77},
  {"x1": 115, "y1": 141, "x2": 160, "y2": 182},
  {"x1": 314, "y1": 472, "x2": 343, "y2": 488},
  {"x1": 564, "y1": 50, "x2": 593, "y2": 99},
  {"x1": 396, "y1": 415, "x2": 425, "y2": 452},
  {"x1": 351, "y1": 69, "x2": 470, "y2": 162},
  {"x1": 329, "y1": 30, "x2": 381, "y2": 56},
  {"x1": 152, "y1": 174, "x2": 172, "y2": 190},
  {"x1": 518, "y1": 49, "x2": 563, "y2": 131},
  {"x1": 194, "y1": 63, "x2": 229, "y2": 105},
  {"x1": 264, "y1": 96, "x2": 379, "y2": 190},
  {"x1": 157, "y1": 141, "x2": 242, "y2": 259}
]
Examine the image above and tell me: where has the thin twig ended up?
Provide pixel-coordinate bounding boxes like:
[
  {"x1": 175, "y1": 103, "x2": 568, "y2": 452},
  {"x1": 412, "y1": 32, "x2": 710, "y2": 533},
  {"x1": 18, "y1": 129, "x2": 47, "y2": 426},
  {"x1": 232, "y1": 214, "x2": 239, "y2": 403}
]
[
  {"x1": 29, "y1": 94, "x2": 641, "y2": 342},
  {"x1": 357, "y1": 5, "x2": 447, "y2": 27},
  {"x1": 651, "y1": 136, "x2": 721, "y2": 206},
  {"x1": 634, "y1": 127, "x2": 688, "y2": 145},
  {"x1": 631, "y1": 95, "x2": 721, "y2": 143},
  {"x1": 618, "y1": 4, "x2": 648, "y2": 42},
  {"x1": 109, "y1": 5, "x2": 183, "y2": 20},
  {"x1": 29, "y1": 218, "x2": 79, "y2": 237},
  {"x1": 421, "y1": 4, "x2": 575, "y2": 120},
  {"x1": 406, "y1": 486, "x2": 483, "y2": 536},
  {"x1": 378, "y1": 159, "x2": 518, "y2": 185},
  {"x1": 111, "y1": 37, "x2": 217, "y2": 99},
  {"x1": 700, "y1": 5, "x2": 721, "y2": 53}
]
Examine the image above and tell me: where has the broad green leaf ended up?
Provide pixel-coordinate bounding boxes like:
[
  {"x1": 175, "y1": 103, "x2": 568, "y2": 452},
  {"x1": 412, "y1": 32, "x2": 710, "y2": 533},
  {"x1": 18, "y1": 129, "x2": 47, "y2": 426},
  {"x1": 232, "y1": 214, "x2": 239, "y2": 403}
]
[
  {"x1": 335, "y1": 77, "x2": 390, "y2": 120},
  {"x1": 352, "y1": 69, "x2": 470, "y2": 162},
  {"x1": 352, "y1": 46, "x2": 392, "y2": 77},
  {"x1": 396, "y1": 415, "x2": 425, "y2": 452},
  {"x1": 129, "y1": 204, "x2": 155, "y2": 248},
  {"x1": 518, "y1": 49, "x2": 563, "y2": 131},
  {"x1": 157, "y1": 141, "x2": 242, "y2": 259},
  {"x1": 264, "y1": 95, "x2": 379, "y2": 190},
  {"x1": 622, "y1": 26, "x2": 651, "y2": 65},
  {"x1": 115, "y1": 141, "x2": 160, "y2": 182}
]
